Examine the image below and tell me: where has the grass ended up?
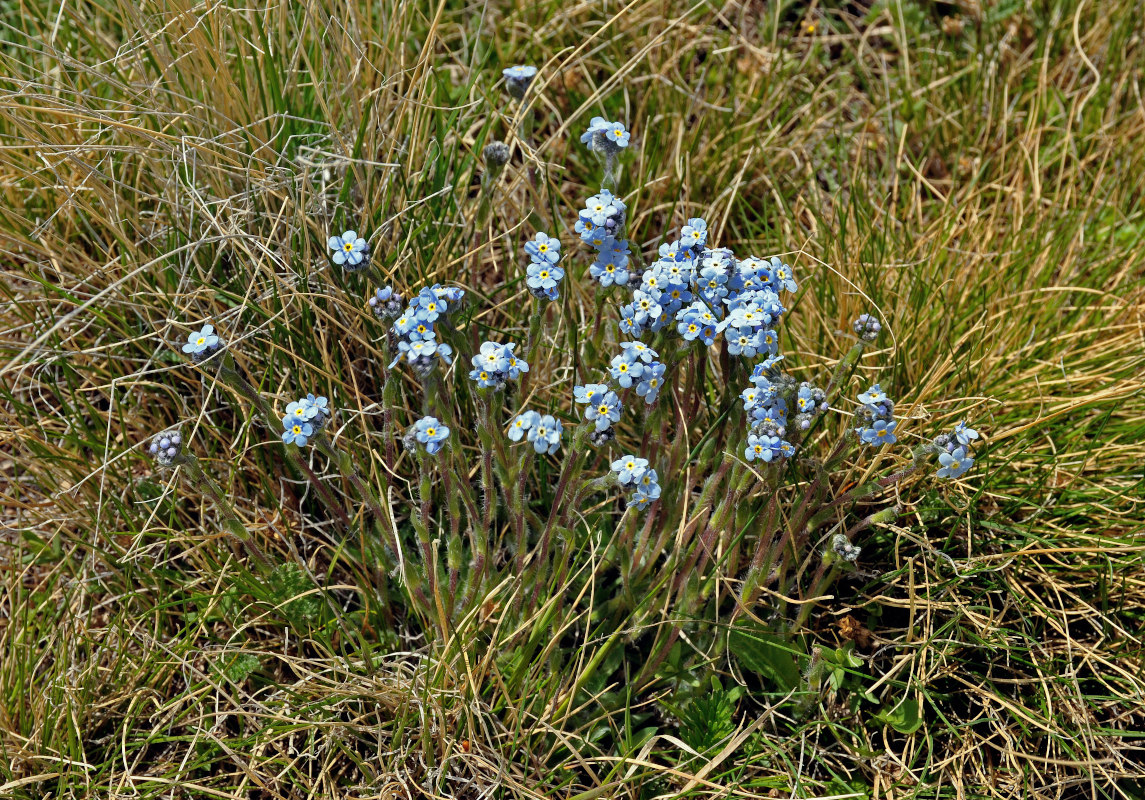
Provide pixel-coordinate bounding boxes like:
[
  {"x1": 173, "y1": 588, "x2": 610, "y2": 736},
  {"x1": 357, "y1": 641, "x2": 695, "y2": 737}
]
[{"x1": 1, "y1": 0, "x2": 1144, "y2": 797}]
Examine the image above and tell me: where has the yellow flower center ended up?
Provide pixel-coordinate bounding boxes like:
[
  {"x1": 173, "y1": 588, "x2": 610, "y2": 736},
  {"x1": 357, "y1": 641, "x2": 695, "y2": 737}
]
[
  {"x1": 539, "y1": 244, "x2": 548, "y2": 252},
  {"x1": 292, "y1": 425, "x2": 302, "y2": 435},
  {"x1": 598, "y1": 404, "x2": 608, "y2": 414},
  {"x1": 426, "y1": 427, "x2": 436, "y2": 436},
  {"x1": 343, "y1": 243, "x2": 353, "y2": 252},
  {"x1": 195, "y1": 337, "x2": 205, "y2": 345}
]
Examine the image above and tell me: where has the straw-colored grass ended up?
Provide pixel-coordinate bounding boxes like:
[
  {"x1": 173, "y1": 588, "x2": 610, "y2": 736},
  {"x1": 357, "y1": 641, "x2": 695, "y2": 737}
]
[{"x1": 1, "y1": 0, "x2": 1143, "y2": 797}]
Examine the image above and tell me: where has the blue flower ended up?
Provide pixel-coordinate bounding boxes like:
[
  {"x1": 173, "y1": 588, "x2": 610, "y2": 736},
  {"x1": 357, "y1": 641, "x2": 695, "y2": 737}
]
[
  {"x1": 469, "y1": 341, "x2": 526, "y2": 388},
  {"x1": 579, "y1": 116, "x2": 612, "y2": 145},
  {"x1": 636, "y1": 468, "x2": 661, "y2": 498},
  {"x1": 589, "y1": 253, "x2": 630, "y2": 287},
  {"x1": 431, "y1": 284, "x2": 466, "y2": 305},
  {"x1": 328, "y1": 230, "x2": 369, "y2": 269},
  {"x1": 679, "y1": 217, "x2": 708, "y2": 250},
  {"x1": 411, "y1": 287, "x2": 447, "y2": 323},
  {"x1": 937, "y1": 446, "x2": 973, "y2": 479},
  {"x1": 636, "y1": 362, "x2": 666, "y2": 404},
  {"x1": 287, "y1": 393, "x2": 329, "y2": 423},
  {"x1": 503, "y1": 65, "x2": 538, "y2": 99},
  {"x1": 631, "y1": 290, "x2": 663, "y2": 327},
  {"x1": 390, "y1": 336, "x2": 453, "y2": 370},
  {"x1": 627, "y1": 489, "x2": 656, "y2": 511},
  {"x1": 369, "y1": 285, "x2": 404, "y2": 319},
  {"x1": 181, "y1": 324, "x2": 220, "y2": 356},
  {"x1": 574, "y1": 383, "x2": 609, "y2": 404},
  {"x1": 609, "y1": 353, "x2": 644, "y2": 388},
  {"x1": 611, "y1": 454, "x2": 649, "y2": 486},
  {"x1": 526, "y1": 261, "x2": 565, "y2": 291},
  {"x1": 953, "y1": 421, "x2": 979, "y2": 447},
  {"x1": 745, "y1": 433, "x2": 782, "y2": 462},
  {"x1": 527, "y1": 414, "x2": 563, "y2": 455},
  {"x1": 508, "y1": 410, "x2": 540, "y2": 442},
  {"x1": 766, "y1": 256, "x2": 797, "y2": 293},
  {"x1": 796, "y1": 386, "x2": 816, "y2": 414},
  {"x1": 503, "y1": 64, "x2": 538, "y2": 80},
  {"x1": 581, "y1": 191, "x2": 621, "y2": 227},
  {"x1": 525, "y1": 232, "x2": 561, "y2": 264},
  {"x1": 604, "y1": 121, "x2": 630, "y2": 148},
  {"x1": 281, "y1": 414, "x2": 314, "y2": 447},
  {"x1": 414, "y1": 416, "x2": 450, "y2": 454},
  {"x1": 585, "y1": 391, "x2": 622, "y2": 432},
  {"x1": 620, "y1": 340, "x2": 658, "y2": 364},
  {"x1": 860, "y1": 419, "x2": 898, "y2": 446},
  {"x1": 858, "y1": 384, "x2": 888, "y2": 406}
]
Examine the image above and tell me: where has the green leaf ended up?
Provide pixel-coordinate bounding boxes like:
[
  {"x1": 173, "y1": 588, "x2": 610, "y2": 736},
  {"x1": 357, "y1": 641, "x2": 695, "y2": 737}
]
[
  {"x1": 875, "y1": 698, "x2": 923, "y2": 734},
  {"x1": 728, "y1": 625, "x2": 801, "y2": 692}
]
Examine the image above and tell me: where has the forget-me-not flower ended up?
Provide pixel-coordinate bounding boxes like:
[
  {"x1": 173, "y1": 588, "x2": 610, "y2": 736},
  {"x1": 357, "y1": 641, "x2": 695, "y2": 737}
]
[
  {"x1": 328, "y1": 230, "x2": 369, "y2": 269},
  {"x1": 282, "y1": 415, "x2": 314, "y2": 447},
  {"x1": 414, "y1": 416, "x2": 450, "y2": 454}
]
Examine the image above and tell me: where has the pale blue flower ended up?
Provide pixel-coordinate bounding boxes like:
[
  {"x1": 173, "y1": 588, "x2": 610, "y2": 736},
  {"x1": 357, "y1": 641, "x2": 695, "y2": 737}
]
[
  {"x1": 328, "y1": 230, "x2": 369, "y2": 268},
  {"x1": 953, "y1": 421, "x2": 979, "y2": 447},
  {"x1": 525, "y1": 232, "x2": 561, "y2": 264},
  {"x1": 508, "y1": 410, "x2": 540, "y2": 442},
  {"x1": 181, "y1": 324, "x2": 220, "y2": 358},
  {"x1": 937, "y1": 446, "x2": 973, "y2": 479},
  {"x1": 611, "y1": 454, "x2": 649, "y2": 486},
  {"x1": 585, "y1": 391, "x2": 622, "y2": 432},
  {"x1": 414, "y1": 416, "x2": 450, "y2": 454},
  {"x1": 636, "y1": 362, "x2": 666, "y2": 404},
  {"x1": 527, "y1": 414, "x2": 563, "y2": 455},
  {"x1": 574, "y1": 383, "x2": 609, "y2": 404},
  {"x1": 860, "y1": 419, "x2": 898, "y2": 446},
  {"x1": 281, "y1": 415, "x2": 314, "y2": 447}
]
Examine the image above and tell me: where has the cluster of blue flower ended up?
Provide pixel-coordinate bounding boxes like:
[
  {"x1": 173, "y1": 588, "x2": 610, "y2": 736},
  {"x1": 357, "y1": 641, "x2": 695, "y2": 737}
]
[
  {"x1": 616, "y1": 231, "x2": 797, "y2": 356},
  {"x1": 469, "y1": 341, "x2": 529, "y2": 390},
  {"x1": 579, "y1": 191, "x2": 631, "y2": 288},
  {"x1": 611, "y1": 454, "x2": 661, "y2": 510},
  {"x1": 281, "y1": 393, "x2": 329, "y2": 448},
  {"x1": 581, "y1": 117, "x2": 631, "y2": 152},
  {"x1": 508, "y1": 410, "x2": 563, "y2": 455},
  {"x1": 608, "y1": 341, "x2": 665, "y2": 404},
  {"x1": 148, "y1": 430, "x2": 183, "y2": 466},
  {"x1": 934, "y1": 421, "x2": 978, "y2": 479},
  {"x1": 389, "y1": 285, "x2": 465, "y2": 375},
  {"x1": 525, "y1": 232, "x2": 564, "y2": 301},
  {"x1": 854, "y1": 383, "x2": 898, "y2": 446}
]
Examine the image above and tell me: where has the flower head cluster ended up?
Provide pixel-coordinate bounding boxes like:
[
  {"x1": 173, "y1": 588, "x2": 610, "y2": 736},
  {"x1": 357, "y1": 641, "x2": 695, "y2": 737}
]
[
  {"x1": 328, "y1": 230, "x2": 370, "y2": 271},
  {"x1": 853, "y1": 313, "x2": 881, "y2": 342},
  {"x1": 369, "y1": 285, "x2": 404, "y2": 320},
  {"x1": 578, "y1": 191, "x2": 632, "y2": 289},
  {"x1": 469, "y1": 341, "x2": 528, "y2": 390},
  {"x1": 508, "y1": 410, "x2": 564, "y2": 455},
  {"x1": 389, "y1": 285, "x2": 465, "y2": 376},
  {"x1": 148, "y1": 430, "x2": 183, "y2": 467},
  {"x1": 738, "y1": 367, "x2": 795, "y2": 459},
  {"x1": 854, "y1": 384, "x2": 897, "y2": 446},
  {"x1": 933, "y1": 421, "x2": 978, "y2": 479},
  {"x1": 413, "y1": 416, "x2": 450, "y2": 455},
  {"x1": 581, "y1": 117, "x2": 630, "y2": 154},
  {"x1": 525, "y1": 233, "x2": 564, "y2": 301},
  {"x1": 286, "y1": 393, "x2": 330, "y2": 431},
  {"x1": 502, "y1": 65, "x2": 538, "y2": 100},
  {"x1": 181, "y1": 324, "x2": 223, "y2": 363},
  {"x1": 831, "y1": 533, "x2": 861, "y2": 563},
  {"x1": 611, "y1": 454, "x2": 660, "y2": 511},
  {"x1": 606, "y1": 341, "x2": 665, "y2": 404},
  {"x1": 614, "y1": 220, "x2": 796, "y2": 351}
]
